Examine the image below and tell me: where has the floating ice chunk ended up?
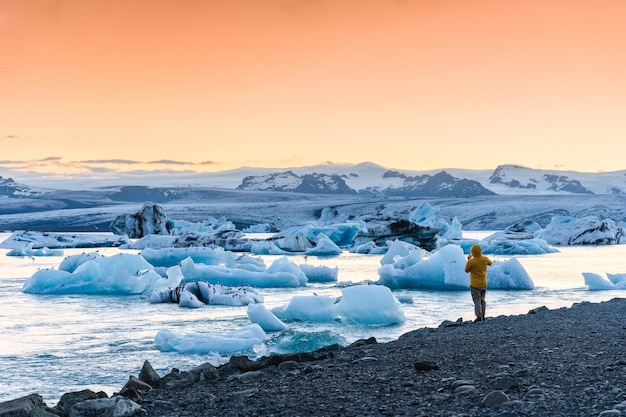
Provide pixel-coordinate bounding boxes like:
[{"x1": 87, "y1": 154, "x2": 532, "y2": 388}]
[
  {"x1": 140, "y1": 246, "x2": 266, "y2": 271},
  {"x1": 378, "y1": 244, "x2": 467, "y2": 290},
  {"x1": 141, "y1": 246, "x2": 234, "y2": 268},
  {"x1": 538, "y1": 216, "x2": 623, "y2": 245},
  {"x1": 305, "y1": 233, "x2": 343, "y2": 256},
  {"x1": 582, "y1": 272, "x2": 626, "y2": 290},
  {"x1": 0, "y1": 230, "x2": 129, "y2": 249},
  {"x1": 380, "y1": 239, "x2": 425, "y2": 266},
  {"x1": 170, "y1": 216, "x2": 236, "y2": 235},
  {"x1": 349, "y1": 241, "x2": 387, "y2": 254},
  {"x1": 179, "y1": 257, "x2": 307, "y2": 288},
  {"x1": 299, "y1": 264, "x2": 338, "y2": 283},
  {"x1": 150, "y1": 281, "x2": 263, "y2": 307},
  {"x1": 154, "y1": 324, "x2": 266, "y2": 354},
  {"x1": 23, "y1": 253, "x2": 176, "y2": 294},
  {"x1": 377, "y1": 242, "x2": 534, "y2": 290},
  {"x1": 272, "y1": 295, "x2": 338, "y2": 322},
  {"x1": 274, "y1": 221, "x2": 366, "y2": 248},
  {"x1": 488, "y1": 258, "x2": 534, "y2": 290},
  {"x1": 475, "y1": 239, "x2": 557, "y2": 255},
  {"x1": 333, "y1": 285, "x2": 405, "y2": 325},
  {"x1": 247, "y1": 303, "x2": 288, "y2": 332},
  {"x1": 6, "y1": 243, "x2": 64, "y2": 257}
]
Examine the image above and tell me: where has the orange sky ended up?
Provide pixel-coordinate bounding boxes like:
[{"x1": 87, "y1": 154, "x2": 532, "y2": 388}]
[{"x1": 1, "y1": 0, "x2": 625, "y2": 176}]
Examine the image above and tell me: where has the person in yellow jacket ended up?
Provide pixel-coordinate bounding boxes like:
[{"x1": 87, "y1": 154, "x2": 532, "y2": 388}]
[{"x1": 464, "y1": 244, "x2": 492, "y2": 322}]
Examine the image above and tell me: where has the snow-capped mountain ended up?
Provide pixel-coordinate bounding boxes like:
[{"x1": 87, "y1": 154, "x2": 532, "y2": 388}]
[
  {"x1": 484, "y1": 165, "x2": 626, "y2": 195},
  {"x1": 233, "y1": 164, "x2": 626, "y2": 197},
  {"x1": 237, "y1": 171, "x2": 356, "y2": 194},
  {"x1": 238, "y1": 169, "x2": 495, "y2": 197},
  {"x1": 0, "y1": 176, "x2": 41, "y2": 198}
]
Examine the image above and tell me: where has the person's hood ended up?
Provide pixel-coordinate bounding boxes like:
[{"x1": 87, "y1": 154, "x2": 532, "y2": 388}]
[{"x1": 471, "y1": 244, "x2": 482, "y2": 257}]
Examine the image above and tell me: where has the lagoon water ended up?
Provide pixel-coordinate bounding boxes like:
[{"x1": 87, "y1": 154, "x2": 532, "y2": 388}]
[{"x1": 0, "y1": 231, "x2": 624, "y2": 405}]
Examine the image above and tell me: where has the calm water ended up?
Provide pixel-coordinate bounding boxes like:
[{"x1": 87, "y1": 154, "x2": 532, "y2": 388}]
[{"x1": 0, "y1": 232, "x2": 625, "y2": 405}]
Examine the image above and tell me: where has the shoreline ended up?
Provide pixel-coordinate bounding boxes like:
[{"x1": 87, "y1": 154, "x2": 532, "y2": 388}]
[{"x1": 4, "y1": 297, "x2": 625, "y2": 416}]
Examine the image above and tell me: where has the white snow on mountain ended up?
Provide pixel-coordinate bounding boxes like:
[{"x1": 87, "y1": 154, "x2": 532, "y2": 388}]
[{"x1": 2, "y1": 162, "x2": 625, "y2": 195}]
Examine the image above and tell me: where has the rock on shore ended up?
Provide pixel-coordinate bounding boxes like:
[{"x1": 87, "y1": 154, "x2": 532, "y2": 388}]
[{"x1": 3, "y1": 298, "x2": 626, "y2": 417}]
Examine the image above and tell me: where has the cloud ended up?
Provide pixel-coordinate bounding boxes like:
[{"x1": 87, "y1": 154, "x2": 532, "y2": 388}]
[
  {"x1": 0, "y1": 159, "x2": 24, "y2": 165},
  {"x1": 148, "y1": 159, "x2": 220, "y2": 166},
  {"x1": 147, "y1": 159, "x2": 190, "y2": 166},
  {"x1": 0, "y1": 157, "x2": 222, "y2": 177},
  {"x1": 79, "y1": 159, "x2": 142, "y2": 165}
]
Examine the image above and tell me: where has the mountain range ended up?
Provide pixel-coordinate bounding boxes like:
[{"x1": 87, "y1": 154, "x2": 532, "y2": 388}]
[
  {"x1": 2, "y1": 163, "x2": 626, "y2": 233},
  {"x1": 3, "y1": 163, "x2": 626, "y2": 197}
]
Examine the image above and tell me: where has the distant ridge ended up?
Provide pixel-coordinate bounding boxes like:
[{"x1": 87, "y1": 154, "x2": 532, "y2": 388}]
[{"x1": 2, "y1": 163, "x2": 626, "y2": 196}]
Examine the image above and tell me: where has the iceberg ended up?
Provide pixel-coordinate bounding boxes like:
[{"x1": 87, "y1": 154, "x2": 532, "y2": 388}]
[
  {"x1": 154, "y1": 324, "x2": 266, "y2": 354},
  {"x1": 298, "y1": 263, "x2": 338, "y2": 283},
  {"x1": 272, "y1": 295, "x2": 338, "y2": 322},
  {"x1": 332, "y1": 284, "x2": 405, "y2": 325},
  {"x1": 582, "y1": 272, "x2": 626, "y2": 290},
  {"x1": 538, "y1": 216, "x2": 623, "y2": 245},
  {"x1": 22, "y1": 253, "x2": 177, "y2": 294},
  {"x1": 247, "y1": 303, "x2": 289, "y2": 332},
  {"x1": 6, "y1": 243, "x2": 64, "y2": 257},
  {"x1": 150, "y1": 281, "x2": 264, "y2": 307},
  {"x1": 139, "y1": 246, "x2": 266, "y2": 270},
  {"x1": 178, "y1": 256, "x2": 308, "y2": 288},
  {"x1": 271, "y1": 284, "x2": 406, "y2": 325},
  {"x1": 377, "y1": 242, "x2": 534, "y2": 290},
  {"x1": 0, "y1": 230, "x2": 129, "y2": 249},
  {"x1": 274, "y1": 221, "x2": 366, "y2": 248},
  {"x1": 304, "y1": 233, "x2": 343, "y2": 256}
]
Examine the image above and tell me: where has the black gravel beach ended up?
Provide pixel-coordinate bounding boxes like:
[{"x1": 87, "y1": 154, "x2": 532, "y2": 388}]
[
  {"x1": 3, "y1": 298, "x2": 625, "y2": 417},
  {"x1": 133, "y1": 298, "x2": 626, "y2": 417}
]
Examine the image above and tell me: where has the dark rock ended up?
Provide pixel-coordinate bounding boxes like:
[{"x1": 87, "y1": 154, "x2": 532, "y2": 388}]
[
  {"x1": 227, "y1": 355, "x2": 258, "y2": 372},
  {"x1": 413, "y1": 361, "x2": 439, "y2": 371},
  {"x1": 138, "y1": 360, "x2": 161, "y2": 388},
  {"x1": 494, "y1": 375, "x2": 517, "y2": 390},
  {"x1": 68, "y1": 396, "x2": 141, "y2": 417},
  {"x1": 0, "y1": 394, "x2": 53, "y2": 417},
  {"x1": 481, "y1": 390, "x2": 511, "y2": 407},
  {"x1": 54, "y1": 390, "x2": 101, "y2": 416}
]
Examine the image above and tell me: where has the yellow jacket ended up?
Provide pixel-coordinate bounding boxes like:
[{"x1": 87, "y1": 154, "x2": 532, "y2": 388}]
[{"x1": 464, "y1": 244, "x2": 492, "y2": 288}]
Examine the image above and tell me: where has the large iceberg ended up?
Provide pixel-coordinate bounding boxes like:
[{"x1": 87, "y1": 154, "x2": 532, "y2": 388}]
[
  {"x1": 271, "y1": 284, "x2": 406, "y2": 325},
  {"x1": 332, "y1": 284, "x2": 405, "y2": 325},
  {"x1": 272, "y1": 295, "x2": 337, "y2": 322},
  {"x1": 178, "y1": 256, "x2": 308, "y2": 288},
  {"x1": 22, "y1": 253, "x2": 177, "y2": 294},
  {"x1": 538, "y1": 216, "x2": 623, "y2": 245},
  {"x1": 377, "y1": 241, "x2": 534, "y2": 290}
]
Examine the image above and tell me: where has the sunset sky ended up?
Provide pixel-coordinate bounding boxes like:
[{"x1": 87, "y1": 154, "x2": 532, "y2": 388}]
[{"x1": 1, "y1": 0, "x2": 625, "y2": 177}]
